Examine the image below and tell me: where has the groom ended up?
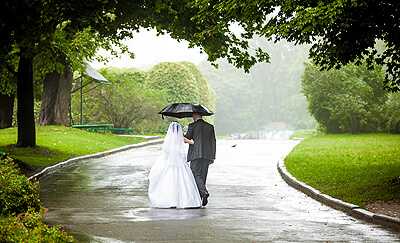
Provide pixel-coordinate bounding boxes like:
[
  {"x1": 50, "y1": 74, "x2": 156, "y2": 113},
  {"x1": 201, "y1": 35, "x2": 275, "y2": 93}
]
[{"x1": 185, "y1": 112, "x2": 216, "y2": 206}]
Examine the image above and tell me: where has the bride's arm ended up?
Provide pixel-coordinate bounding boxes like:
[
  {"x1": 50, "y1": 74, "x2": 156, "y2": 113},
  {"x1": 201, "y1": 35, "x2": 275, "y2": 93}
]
[{"x1": 184, "y1": 137, "x2": 194, "y2": 144}]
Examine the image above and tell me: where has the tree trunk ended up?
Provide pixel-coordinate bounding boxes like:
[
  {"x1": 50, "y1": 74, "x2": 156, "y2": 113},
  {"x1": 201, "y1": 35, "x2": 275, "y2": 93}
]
[
  {"x1": 16, "y1": 51, "x2": 36, "y2": 147},
  {"x1": 0, "y1": 93, "x2": 14, "y2": 128},
  {"x1": 39, "y1": 65, "x2": 72, "y2": 125}
]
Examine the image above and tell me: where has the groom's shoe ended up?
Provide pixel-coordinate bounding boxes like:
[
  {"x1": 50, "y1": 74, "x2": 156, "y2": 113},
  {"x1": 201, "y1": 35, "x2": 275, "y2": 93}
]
[{"x1": 202, "y1": 194, "x2": 209, "y2": 207}]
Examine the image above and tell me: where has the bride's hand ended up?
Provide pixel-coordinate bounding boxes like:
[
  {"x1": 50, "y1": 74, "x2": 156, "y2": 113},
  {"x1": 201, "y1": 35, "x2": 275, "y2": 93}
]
[{"x1": 184, "y1": 137, "x2": 194, "y2": 144}]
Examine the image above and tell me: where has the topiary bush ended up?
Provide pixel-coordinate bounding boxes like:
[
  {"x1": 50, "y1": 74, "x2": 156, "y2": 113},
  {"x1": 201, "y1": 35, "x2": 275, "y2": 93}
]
[
  {"x1": 146, "y1": 62, "x2": 201, "y2": 104},
  {"x1": 0, "y1": 155, "x2": 41, "y2": 216},
  {"x1": 0, "y1": 209, "x2": 74, "y2": 243},
  {"x1": 0, "y1": 154, "x2": 74, "y2": 242},
  {"x1": 146, "y1": 62, "x2": 216, "y2": 126}
]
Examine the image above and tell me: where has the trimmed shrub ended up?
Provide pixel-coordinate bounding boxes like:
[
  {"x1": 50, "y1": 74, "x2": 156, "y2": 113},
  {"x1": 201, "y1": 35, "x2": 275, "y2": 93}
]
[
  {"x1": 0, "y1": 155, "x2": 74, "y2": 242},
  {"x1": 146, "y1": 62, "x2": 216, "y2": 126},
  {"x1": 0, "y1": 155, "x2": 41, "y2": 216},
  {"x1": 0, "y1": 209, "x2": 74, "y2": 243}
]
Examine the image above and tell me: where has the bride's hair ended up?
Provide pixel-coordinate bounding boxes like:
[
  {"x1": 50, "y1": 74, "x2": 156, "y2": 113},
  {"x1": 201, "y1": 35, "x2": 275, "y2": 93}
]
[
  {"x1": 169, "y1": 122, "x2": 182, "y2": 133},
  {"x1": 162, "y1": 122, "x2": 185, "y2": 157}
]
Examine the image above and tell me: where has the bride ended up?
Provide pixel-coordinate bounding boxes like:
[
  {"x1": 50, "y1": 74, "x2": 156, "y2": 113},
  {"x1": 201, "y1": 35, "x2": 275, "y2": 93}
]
[{"x1": 148, "y1": 122, "x2": 202, "y2": 208}]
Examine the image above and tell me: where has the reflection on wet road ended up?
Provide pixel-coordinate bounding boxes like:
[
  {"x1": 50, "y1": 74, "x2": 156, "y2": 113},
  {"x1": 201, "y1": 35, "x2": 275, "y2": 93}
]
[{"x1": 40, "y1": 140, "x2": 400, "y2": 242}]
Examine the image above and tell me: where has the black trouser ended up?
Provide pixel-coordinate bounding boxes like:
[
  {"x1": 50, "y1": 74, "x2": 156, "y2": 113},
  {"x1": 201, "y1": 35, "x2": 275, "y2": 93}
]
[{"x1": 190, "y1": 159, "x2": 210, "y2": 198}]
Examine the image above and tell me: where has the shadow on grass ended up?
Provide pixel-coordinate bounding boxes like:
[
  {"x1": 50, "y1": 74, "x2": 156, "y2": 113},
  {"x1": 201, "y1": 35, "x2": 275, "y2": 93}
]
[{"x1": 0, "y1": 144, "x2": 76, "y2": 174}]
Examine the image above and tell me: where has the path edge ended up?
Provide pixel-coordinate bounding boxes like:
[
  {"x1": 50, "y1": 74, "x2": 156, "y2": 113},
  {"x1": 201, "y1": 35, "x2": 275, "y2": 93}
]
[
  {"x1": 29, "y1": 139, "x2": 164, "y2": 181},
  {"x1": 277, "y1": 159, "x2": 400, "y2": 231}
]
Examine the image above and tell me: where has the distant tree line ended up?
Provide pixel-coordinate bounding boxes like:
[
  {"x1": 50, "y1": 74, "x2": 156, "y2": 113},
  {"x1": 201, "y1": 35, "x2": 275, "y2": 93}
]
[{"x1": 199, "y1": 40, "x2": 315, "y2": 135}]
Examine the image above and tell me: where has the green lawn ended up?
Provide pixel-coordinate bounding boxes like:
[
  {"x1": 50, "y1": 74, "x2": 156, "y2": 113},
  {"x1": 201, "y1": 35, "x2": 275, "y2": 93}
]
[
  {"x1": 285, "y1": 133, "x2": 400, "y2": 207},
  {"x1": 0, "y1": 126, "x2": 145, "y2": 167},
  {"x1": 290, "y1": 129, "x2": 318, "y2": 139}
]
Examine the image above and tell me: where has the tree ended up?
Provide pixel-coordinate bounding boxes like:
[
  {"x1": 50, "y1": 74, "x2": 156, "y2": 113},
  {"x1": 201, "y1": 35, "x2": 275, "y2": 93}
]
[
  {"x1": 146, "y1": 62, "x2": 215, "y2": 110},
  {"x1": 72, "y1": 67, "x2": 167, "y2": 133},
  {"x1": 0, "y1": 0, "x2": 269, "y2": 147},
  {"x1": 37, "y1": 26, "x2": 131, "y2": 126},
  {"x1": 146, "y1": 63, "x2": 202, "y2": 104},
  {"x1": 384, "y1": 93, "x2": 400, "y2": 133},
  {"x1": 73, "y1": 64, "x2": 216, "y2": 133},
  {"x1": 179, "y1": 62, "x2": 216, "y2": 111},
  {"x1": 0, "y1": 67, "x2": 16, "y2": 129},
  {"x1": 302, "y1": 62, "x2": 387, "y2": 133},
  {"x1": 146, "y1": 62, "x2": 216, "y2": 125},
  {"x1": 0, "y1": 93, "x2": 14, "y2": 128},
  {"x1": 38, "y1": 65, "x2": 72, "y2": 125},
  {"x1": 194, "y1": 1, "x2": 400, "y2": 91},
  {"x1": 4, "y1": 0, "x2": 400, "y2": 145},
  {"x1": 0, "y1": 48, "x2": 19, "y2": 128},
  {"x1": 85, "y1": 68, "x2": 166, "y2": 130}
]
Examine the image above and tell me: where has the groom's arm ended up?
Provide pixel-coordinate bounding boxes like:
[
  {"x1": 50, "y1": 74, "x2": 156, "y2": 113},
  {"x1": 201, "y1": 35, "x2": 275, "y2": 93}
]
[
  {"x1": 184, "y1": 137, "x2": 194, "y2": 144},
  {"x1": 185, "y1": 123, "x2": 194, "y2": 139},
  {"x1": 211, "y1": 125, "x2": 216, "y2": 159}
]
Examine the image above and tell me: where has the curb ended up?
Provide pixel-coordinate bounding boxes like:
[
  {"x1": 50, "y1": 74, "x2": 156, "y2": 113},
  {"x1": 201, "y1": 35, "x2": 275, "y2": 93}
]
[
  {"x1": 28, "y1": 139, "x2": 164, "y2": 181},
  {"x1": 277, "y1": 159, "x2": 400, "y2": 231}
]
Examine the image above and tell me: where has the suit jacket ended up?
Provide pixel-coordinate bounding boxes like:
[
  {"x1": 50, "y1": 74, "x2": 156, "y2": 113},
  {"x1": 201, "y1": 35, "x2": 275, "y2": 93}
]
[{"x1": 185, "y1": 119, "x2": 216, "y2": 162}]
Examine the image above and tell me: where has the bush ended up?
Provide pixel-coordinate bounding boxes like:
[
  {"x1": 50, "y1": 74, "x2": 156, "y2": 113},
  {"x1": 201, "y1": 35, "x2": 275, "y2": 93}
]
[
  {"x1": 384, "y1": 93, "x2": 400, "y2": 133},
  {"x1": 302, "y1": 62, "x2": 387, "y2": 133},
  {"x1": 146, "y1": 62, "x2": 202, "y2": 103},
  {"x1": 71, "y1": 62, "x2": 216, "y2": 134},
  {"x1": 0, "y1": 155, "x2": 41, "y2": 216},
  {"x1": 0, "y1": 209, "x2": 74, "y2": 243},
  {"x1": 0, "y1": 155, "x2": 74, "y2": 242},
  {"x1": 146, "y1": 62, "x2": 216, "y2": 126},
  {"x1": 71, "y1": 67, "x2": 168, "y2": 133},
  {"x1": 179, "y1": 62, "x2": 216, "y2": 109}
]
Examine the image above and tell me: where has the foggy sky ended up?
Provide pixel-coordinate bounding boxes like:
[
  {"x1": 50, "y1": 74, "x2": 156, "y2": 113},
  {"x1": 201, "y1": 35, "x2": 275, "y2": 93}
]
[{"x1": 91, "y1": 29, "x2": 207, "y2": 69}]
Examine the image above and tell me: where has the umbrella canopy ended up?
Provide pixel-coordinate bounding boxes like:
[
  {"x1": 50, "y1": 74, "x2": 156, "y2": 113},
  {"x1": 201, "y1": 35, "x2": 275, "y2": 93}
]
[{"x1": 159, "y1": 103, "x2": 214, "y2": 119}]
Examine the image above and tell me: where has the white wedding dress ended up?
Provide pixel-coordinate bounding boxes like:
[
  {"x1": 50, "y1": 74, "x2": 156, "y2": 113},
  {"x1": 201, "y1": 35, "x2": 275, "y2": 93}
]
[{"x1": 148, "y1": 122, "x2": 202, "y2": 208}]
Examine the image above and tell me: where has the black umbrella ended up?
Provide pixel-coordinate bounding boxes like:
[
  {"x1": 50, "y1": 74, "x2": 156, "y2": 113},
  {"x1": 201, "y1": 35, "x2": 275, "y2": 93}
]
[{"x1": 159, "y1": 103, "x2": 214, "y2": 119}]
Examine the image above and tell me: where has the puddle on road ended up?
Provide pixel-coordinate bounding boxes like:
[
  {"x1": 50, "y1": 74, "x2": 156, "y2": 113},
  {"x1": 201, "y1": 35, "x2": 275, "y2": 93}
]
[{"x1": 122, "y1": 207, "x2": 208, "y2": 221}]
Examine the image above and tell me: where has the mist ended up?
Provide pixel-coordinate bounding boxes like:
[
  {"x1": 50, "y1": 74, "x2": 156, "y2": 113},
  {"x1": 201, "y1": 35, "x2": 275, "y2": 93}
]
[
  {"x1": 89, "y1": 30, "x2": 315, "y2": 136},
  {"x1": 198, "y1": 38, "x2": 315, "y2": 135}
]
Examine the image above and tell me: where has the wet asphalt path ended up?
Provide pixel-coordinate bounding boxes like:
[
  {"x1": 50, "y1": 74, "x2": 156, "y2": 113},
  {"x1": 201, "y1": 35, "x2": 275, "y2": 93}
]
[{"x1": 40, "y1": 140, "x2": 400, "y2": 242}]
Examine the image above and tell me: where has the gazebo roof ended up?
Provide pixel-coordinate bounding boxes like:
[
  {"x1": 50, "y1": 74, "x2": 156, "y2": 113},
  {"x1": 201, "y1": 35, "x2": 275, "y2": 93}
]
[{"x1": 84, "y1": 63, "x2": 109, "y2": 83}]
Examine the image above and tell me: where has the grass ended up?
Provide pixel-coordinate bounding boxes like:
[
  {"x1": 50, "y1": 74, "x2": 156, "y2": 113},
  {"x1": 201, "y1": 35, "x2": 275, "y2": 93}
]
[
  {"x1": 285, "y1": 133, "x2": 400, "y2": 207},
  {"x1": 137, "y1": 133, "x2": 164, "y2": 137},
  {"x1": 290, "y1": 129, "x2": 318, "y2": 139},
  {"x1": 0, "y1": 126, "x2": 145, "y2": 167}
]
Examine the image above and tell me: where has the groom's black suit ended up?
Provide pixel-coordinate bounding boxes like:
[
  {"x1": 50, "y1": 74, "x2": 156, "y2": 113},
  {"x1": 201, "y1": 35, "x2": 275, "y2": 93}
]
[{"x1": 185, "y1": 119, "x2": 216, "y2": 199}]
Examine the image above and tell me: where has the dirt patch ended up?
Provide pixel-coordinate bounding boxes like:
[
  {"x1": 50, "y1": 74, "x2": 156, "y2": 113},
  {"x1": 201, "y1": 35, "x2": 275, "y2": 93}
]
[{"x1": 366, "y1": 200, "x2": 400, "y2": 218}]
